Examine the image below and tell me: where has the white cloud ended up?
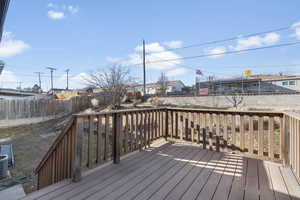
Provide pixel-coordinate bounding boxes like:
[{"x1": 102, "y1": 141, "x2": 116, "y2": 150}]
[
  {"x1": 106, "y1": 56, "x2": 122, "y2": 63},
  {"x1": 232, "y1": 33, "x2": 280, "y2": 51},
  {"x1": 166, "y1": 67, "x2": 190, "y2": 77},
  {"x1": 55, "y1": 72, "x2": 90, "y2": 89},
  {"x1": 135, "y1": 42, "x2": 165, "y2": 53},
  {"x1": 204, "y1": 46, "x2": 226, "y2": 58},
  {"x1": 67, "y1": 6, "x2": 79, "y2": 15},
  {"x1": 47, "y1": 3, "x2": 56, "y2": 8},
  {"x1": 48, "y1": 10, "x2": 65, "y2": 20},
  {"x1": 126, "y1": 42, "x2": 182, "y2": 70},
  {"x1": 291, "y1": 21, "x2": 300, "y2": 39},
  {"x1": 0, "y1": 32, "x2": 30, "y2": 58},
  {"x1": 47, "y1": 3, "x2": 79, "y2": 20},
  {"x1": 0, "y1": 70, "x2": 18, "y2": 88},
  {"x1": 163, "y1": 41, "x2": 183, "y2": 48}
]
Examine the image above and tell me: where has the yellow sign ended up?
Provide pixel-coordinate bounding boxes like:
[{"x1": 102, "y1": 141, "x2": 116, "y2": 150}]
[{"x1": 244, "y1": 70, "x2": 252, "y2": 77}]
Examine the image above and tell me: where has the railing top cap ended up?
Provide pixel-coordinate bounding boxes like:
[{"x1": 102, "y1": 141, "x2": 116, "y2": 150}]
[
  {"x1": 74, "y1": 107, "x2": 284, "y2": 117},
  {"x1": 74, "y1": 107, "x2": 166, "y2": 117}
]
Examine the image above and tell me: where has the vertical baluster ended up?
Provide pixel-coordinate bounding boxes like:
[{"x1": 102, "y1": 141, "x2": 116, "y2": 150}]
[
  {"x1": 87, "y1": 116, "x2": 94, "y2": 168},
  {"x1": 223, "y1": 114, "x2": 228, "y2": 152},
  {"x1": 240, "y1": 115, "x2": 245, "y2": 152},
  {"x1": 191, "y1": 112, "x2": 195, "y2": 143},
  {"x1": 269, "y1": 116, "x2": 275, "y2": 160},
  {"x1": 280, "y1": 116, "x2": 286, "y2": 164},
  {"x1": 104, "y1": 115, "x2": 109, "y2": 161},
  {"x1": 231, "y1": 115, "x2": 236, "y2": 151},
  {"x1": 258, "y1": 116, "x2": 264, "y2": 157},
  {"x1": 175, "y1": 112, "x2": 178, "y2": 139},
  {"x1": 185, "y1": 112, "x2": 189, "y2": 141},
  {"x1": 72, "y1": 117, "x2": 84, "y2": 182},
  {"x1": 97, "y1": 116, "x2": 103, "y2": 164},
  {"x1": 124, "y1": 113, "x2": 129, "y2": 153},
  {"x1": 249, "y1": 116, "x2": 254, "y2": 155},
  {"x1": 209, "y1": 113, "x2": 213, "y2": 150}
]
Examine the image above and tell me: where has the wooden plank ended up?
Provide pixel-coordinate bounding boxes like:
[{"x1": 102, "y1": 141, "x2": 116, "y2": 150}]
[
  {"x1": 82, "y1": 143, "x2": 185, "y2": 200},
  {"x1": 280, "y1": 116, "x2": 286, "y2": 164},
  {"x1": 180, "y1": 113, "x2": 183, "y2": 140},
  {"x1": 110, "y1": 145, "x2": 196, "y2": 200},
  {"x1": 124, "y1": 114, "x2": 129, "y2": 153},
  {"x1": 231, "y1": 115, "x2": 236, "y2": 151},
  {"x1": 228, "y1": 157, "x2": 247, "y2": 200},
  {"x1": 268, "y1": 163, "x2": 291, "y2": 200},
  {"x1": 88, "y1": 116, "x2": 94, "y2": 168},
  {"x1": 175, "y1": 112, "x2": 178, "y2": 139},
  {"x1": 41, "y1": 143, "x2": 172, "y2": 200},
  {"x1": 280, "y1": 166, "x2": 300, "y2": 200},
  {"x1": 164, "y1": 151, "x2": 214, "y2": 200},
  {"x1": 258, "y1": 116, "x2": 264, "y2": 157},
  {"x1": 244, "y1": 158, "x2": 259, "y2": 200},
  {"x1": 104, "y1": 115, "x2": 109, "y2": 161},
  {"x1": 191, "y1": 112, "x2": 195, "y2": 142},
  {"x1": 223, "y1": 114, "x2": 228, "y2": 151},
  {"x1": 212, "y1": 154, "x2": 241, "y2": 200},
  {"x1": 249, "y1": 116, "x2": 254, "y2": 155},
  {"x1": 269, "y1": 117, "x2": 275, "y2": 160},
  {"x1": 72, "y1": 117, "x2": 84, "y2": 182},
  {"x1": 240, "y1": 115, "x2": 245, "y2": 152},
  {"x1": 258, "y1": 161, "x2": 276, "y2": 200},
  {"x1": 181, "y1": 153, "x2": 223, "y2": 200},
  {"x1": 134, "y1": 146, "x2": 202, "y2": 200}
]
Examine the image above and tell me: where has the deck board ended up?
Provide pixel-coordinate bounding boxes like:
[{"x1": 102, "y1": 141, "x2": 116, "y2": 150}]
[{"x1": 23, "y1": 142, "x2": 300, "y2": 200}]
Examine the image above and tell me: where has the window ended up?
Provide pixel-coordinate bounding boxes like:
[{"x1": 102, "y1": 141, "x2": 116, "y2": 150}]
[
  {"x1": 282, "y1": 81, "x2": 288, "y2": 86},
  {"x1": 289, "y1": 80, "x2": 296, "y2": 85}
]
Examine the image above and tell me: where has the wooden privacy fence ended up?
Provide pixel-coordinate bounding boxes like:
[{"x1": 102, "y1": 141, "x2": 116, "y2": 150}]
[
  {"x1": 0, "y1": 96, "x2": 92, "y2": 121},
  {"x1": 35, "y1": 107, "x2": 300, "y2": 189}
]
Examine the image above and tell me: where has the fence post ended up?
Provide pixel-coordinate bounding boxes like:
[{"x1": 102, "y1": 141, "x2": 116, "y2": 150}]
[
  {"x1": 72, "y1": 117, "x2": 83, "y2": 182},
  {"x1": 113, "y1": 113, "x2": 121, "y2": 164},
  {"x1": 165, "y1": 109, "x2": 169, "y2": 141}
]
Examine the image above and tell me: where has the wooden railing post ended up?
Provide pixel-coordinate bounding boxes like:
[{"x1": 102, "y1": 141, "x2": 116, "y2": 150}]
[
  {"x1": 72, "y1": 117, "x2": 83, "y2": 182},
  {"x1": 113, "y1": 113, "x2": 121, "y2": 164},
  {"x1": 165, "y1": 109, "x2": 169, "y2": 141}
]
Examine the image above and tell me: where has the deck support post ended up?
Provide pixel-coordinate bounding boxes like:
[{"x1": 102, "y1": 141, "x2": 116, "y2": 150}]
[
  {"x1": 72, "y1": 117, "x2": 83, "y2": 182},
  {"x1": 113, "y1": 113, "x2": 121, "y2": 164}
]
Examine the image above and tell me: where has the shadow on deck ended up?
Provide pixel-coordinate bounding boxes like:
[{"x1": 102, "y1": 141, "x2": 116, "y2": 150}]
[{"x1": 23, "y1": 141, "x2": 300, "y2": 200}]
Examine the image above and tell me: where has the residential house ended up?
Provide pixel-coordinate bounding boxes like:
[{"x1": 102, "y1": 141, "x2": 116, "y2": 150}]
[{"x1": 129, "y1": 80, "x2": 185, "y2": 95}]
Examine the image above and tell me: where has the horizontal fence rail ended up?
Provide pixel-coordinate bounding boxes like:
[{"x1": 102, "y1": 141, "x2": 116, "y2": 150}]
[{"x1": 35, "y1": 107, "x2": 300, "y2": 189}]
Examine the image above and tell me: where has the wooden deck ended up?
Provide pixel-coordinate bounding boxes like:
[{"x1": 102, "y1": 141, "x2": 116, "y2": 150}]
[{"x1": 23, "y1": 142, "x2": 300, "y2": 200}]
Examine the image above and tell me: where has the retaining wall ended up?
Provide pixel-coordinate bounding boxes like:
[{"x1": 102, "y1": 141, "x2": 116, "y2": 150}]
[{"x1": 152, "y1": 94, "x2": 300, "y2": 110}]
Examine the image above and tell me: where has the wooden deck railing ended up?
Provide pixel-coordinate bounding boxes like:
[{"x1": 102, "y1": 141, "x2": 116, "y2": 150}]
[
  {"x1": 35, "y1": 107, "x2": 300, "y2": 189},
  {"x1": 283, "y1": 112, "x2": 300, "y2": 180},
  {"x1": 35, "y1": 108, "x2": 166, "y2": 189}
]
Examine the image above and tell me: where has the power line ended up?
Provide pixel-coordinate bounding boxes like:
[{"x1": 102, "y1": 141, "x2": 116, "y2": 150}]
[
  {"x1": 136, "y1": 41, "x2": 300, "y2": 66},
  {"x1": 148, "y1": 25, "x2": 294, "y2": 54}
]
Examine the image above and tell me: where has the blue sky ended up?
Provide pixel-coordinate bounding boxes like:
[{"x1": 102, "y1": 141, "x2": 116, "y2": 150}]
[{"x1": 1, "y1": 0, "x2": 300, "y2": 90}]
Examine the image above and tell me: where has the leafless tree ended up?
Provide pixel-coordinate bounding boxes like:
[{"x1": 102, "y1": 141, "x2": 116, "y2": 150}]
[
  {"x1": 225, "y1": 92, "x2": 244, "y2": 109},
  {"x1": 157, "y1": 72, "x2": 168, "y2": 96},
  {"x1": 85, "y1": 65, "x2": 133, "y2": 109}
]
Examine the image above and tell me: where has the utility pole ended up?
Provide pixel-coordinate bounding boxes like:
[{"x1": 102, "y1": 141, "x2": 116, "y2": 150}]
[
  {"x1": 35, "y1": 72, "x2": 43, "y2": 89},
  {"x1": 46, "y1": 67, "x2": 57, "y2": 94},
  {"x1": 143, "y1": 40, "x2": 146, "y2": 96},
  {"x1": 65, "y1": 69, "x2": 70, "y2": 90},
  {"x1": 17, "y1": 81, "x2": 22, "y2": 91}
]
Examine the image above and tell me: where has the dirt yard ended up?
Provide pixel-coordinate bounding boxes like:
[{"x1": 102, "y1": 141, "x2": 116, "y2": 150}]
[{"x1": 0, "y1": 115, "x2": 71, "y2": 193}]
